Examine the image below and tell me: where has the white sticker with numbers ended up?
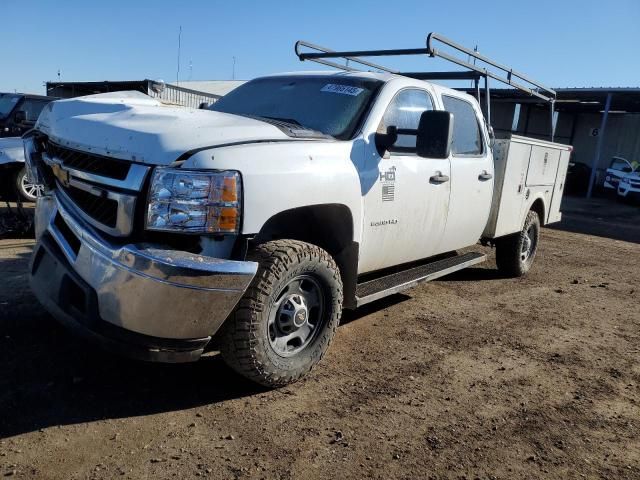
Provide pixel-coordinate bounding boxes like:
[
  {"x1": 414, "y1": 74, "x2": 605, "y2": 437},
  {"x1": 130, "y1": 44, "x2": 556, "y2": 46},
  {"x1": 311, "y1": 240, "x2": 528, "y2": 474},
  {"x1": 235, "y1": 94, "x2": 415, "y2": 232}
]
[{"x1": 321, "y1": 84, "x2": 364, "y2": 96}]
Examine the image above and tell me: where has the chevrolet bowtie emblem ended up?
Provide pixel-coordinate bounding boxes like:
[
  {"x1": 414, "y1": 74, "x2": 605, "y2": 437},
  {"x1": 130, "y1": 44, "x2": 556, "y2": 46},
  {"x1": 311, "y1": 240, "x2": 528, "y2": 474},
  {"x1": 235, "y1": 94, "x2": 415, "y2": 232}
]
[{"x1": 51, "y1": 163, "x2": 70, "y2": 187}]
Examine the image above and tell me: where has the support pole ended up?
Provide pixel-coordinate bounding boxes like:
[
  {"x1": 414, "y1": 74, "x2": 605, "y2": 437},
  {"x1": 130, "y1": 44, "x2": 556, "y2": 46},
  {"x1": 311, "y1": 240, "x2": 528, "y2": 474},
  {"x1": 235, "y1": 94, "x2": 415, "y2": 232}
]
[
  {"x1": 484, "y1": 77, "x2": 491, "y2": 126},
  {"x1": 550, "y1": 100, "x2": 556, "y2": 142},
  {"x1": 586, "y1": 92, "x2": 612, "y2": 198}
]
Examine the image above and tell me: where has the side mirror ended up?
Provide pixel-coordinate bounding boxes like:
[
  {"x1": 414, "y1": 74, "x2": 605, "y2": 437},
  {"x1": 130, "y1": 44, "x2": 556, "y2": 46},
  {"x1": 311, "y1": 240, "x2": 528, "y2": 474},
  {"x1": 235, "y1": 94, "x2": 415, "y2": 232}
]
[
  {"x1": 416, "y1": 110, "x2": 453, "y2": 159},
  {"x1": 14, "y1": 110, "x2": 27, "y2": 124},
  {"x1": 374, "y1": 126, "x2": 398, "y2": 156}
]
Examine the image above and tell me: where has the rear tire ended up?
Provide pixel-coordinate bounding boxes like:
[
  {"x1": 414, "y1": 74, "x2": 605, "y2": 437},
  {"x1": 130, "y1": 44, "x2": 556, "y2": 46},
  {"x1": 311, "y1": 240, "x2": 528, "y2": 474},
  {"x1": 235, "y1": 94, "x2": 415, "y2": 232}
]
[
  {"x1": 219, "y1": 240, "x2": 343, "y2": 387},
  {"x1": 495, "y1": 210, "x2": 540, "y2": 277}
]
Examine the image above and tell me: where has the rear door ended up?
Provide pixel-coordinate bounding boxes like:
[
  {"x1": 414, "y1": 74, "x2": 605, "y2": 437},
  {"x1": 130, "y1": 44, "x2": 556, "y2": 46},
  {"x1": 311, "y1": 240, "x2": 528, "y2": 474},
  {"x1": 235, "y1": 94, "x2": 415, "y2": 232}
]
[
  {"x1": 359, "y1": 88, "x2": 451, "y2": 273},
  {"x1": 438, "y1": 94, "x2": 493, "y2": 252}
]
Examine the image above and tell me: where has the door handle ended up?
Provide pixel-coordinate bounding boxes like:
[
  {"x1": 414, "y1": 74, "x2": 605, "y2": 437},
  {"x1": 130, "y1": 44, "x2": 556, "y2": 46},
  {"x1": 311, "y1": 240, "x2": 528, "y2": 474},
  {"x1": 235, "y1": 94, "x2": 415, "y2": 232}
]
[
  {"x1": 478, "y1": 171, "x2": 493, "y2": 181},
  {"x1": 430, "y1": 172, "x2": 450, "y2": 184}
]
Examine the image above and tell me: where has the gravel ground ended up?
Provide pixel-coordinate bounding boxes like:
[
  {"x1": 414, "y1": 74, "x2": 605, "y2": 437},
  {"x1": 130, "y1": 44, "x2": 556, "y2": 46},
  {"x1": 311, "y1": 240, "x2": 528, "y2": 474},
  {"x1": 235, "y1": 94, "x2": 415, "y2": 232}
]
[{"x1": 0, "y1": 196, "x2": 638, "y2": 480}]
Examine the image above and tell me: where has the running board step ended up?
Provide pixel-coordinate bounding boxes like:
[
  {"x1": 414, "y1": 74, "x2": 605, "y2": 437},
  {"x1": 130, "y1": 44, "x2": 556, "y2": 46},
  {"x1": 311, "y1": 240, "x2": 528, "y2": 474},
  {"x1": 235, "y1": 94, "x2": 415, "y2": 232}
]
[{"x1": 355, "y1": 252, "x2": 486, "y2": 307}]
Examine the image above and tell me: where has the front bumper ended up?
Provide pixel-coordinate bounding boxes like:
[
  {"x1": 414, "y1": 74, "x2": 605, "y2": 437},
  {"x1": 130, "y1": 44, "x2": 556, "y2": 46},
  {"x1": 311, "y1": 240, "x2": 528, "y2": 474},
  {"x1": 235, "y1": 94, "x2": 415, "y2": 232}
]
[
  {"x1": 617, "y1": 184, "x2": 640, "y2": 201},
  {"x1": 30, "y1": 193, "x2": 257, "y2": 362}
]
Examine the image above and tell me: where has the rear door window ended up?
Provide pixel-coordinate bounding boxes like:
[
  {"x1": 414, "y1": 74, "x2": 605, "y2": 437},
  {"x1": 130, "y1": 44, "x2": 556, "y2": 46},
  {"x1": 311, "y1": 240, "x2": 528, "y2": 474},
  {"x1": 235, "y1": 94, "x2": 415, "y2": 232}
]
[{"x1": 442, "y1": 95, "x2": 484, "y2": 156}]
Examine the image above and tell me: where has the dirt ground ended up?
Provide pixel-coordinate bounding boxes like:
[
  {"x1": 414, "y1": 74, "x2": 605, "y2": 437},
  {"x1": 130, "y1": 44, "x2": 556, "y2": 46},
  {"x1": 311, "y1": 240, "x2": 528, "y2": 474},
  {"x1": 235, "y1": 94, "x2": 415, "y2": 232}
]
[{"x1": 0, "y1": 196, "x2": 638, "y2": 480}]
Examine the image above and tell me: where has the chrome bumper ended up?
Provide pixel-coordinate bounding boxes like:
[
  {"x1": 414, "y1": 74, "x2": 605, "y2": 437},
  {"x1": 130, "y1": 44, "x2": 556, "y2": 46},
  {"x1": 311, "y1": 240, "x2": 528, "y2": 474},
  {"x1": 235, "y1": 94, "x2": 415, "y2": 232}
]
[{"x1": 30, "y1": 193, "x2": 257, "y2": 361}]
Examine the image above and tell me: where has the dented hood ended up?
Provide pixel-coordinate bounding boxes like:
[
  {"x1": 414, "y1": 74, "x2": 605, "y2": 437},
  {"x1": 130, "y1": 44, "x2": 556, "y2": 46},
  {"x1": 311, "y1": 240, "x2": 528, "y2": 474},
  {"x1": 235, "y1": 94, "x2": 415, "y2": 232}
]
[{"x1": 35, "y1": 91, "x2": 291, "y2": 165}]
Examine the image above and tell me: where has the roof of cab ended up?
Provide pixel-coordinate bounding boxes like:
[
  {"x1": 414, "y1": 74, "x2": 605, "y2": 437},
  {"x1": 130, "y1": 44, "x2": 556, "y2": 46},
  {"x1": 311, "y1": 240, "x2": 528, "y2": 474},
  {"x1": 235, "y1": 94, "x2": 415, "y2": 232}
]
[{"x1": 258, "y1": 70, "x2": 470, "y2": 98}]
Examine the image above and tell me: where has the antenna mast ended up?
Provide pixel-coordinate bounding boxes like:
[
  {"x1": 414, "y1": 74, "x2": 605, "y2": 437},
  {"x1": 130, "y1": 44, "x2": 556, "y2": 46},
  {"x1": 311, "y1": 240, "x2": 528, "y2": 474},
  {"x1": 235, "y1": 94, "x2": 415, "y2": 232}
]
[{"x1": 176, "y1": 26, "x2": 182, "y2": 85}]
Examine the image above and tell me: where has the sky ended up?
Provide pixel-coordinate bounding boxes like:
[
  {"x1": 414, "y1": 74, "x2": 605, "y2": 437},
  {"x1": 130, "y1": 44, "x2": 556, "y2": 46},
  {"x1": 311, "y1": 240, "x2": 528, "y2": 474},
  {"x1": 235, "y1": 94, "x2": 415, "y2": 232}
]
[{"x1": 2, "y1": 0, "x2": 639, "y2": 95}]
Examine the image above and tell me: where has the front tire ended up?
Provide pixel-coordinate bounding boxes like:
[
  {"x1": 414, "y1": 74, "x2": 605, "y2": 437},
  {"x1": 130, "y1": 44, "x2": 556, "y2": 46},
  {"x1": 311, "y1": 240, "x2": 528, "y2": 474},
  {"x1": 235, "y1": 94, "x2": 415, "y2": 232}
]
[
  {"x1": 219, "y1": 240, "x2": 343, "y2": 387},
  {"x1": 15, "y1": 167, "x2": 43, "y2": 202},
  {"x1": 495, "y1": 210, "x2": 541, "y2": 277}
]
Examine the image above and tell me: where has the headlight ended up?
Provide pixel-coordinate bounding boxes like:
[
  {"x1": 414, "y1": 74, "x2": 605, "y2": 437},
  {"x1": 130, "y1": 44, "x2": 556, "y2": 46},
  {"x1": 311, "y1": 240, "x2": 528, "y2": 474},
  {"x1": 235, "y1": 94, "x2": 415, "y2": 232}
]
[{"x1": 146, "y1": 168, "x2": 241, "y2": 234}]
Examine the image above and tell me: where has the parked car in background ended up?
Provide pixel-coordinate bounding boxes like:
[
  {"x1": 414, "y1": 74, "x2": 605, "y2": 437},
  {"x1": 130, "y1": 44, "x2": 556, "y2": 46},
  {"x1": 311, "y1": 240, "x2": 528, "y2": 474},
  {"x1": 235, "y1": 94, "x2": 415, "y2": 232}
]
[
  {"x1": 617, "y1": 170, "x2": 640, "y2": 203},
  {"x1": 604, "y1": 156, "x2": 638, "y2": 192},
  {"x1": 0, "y1": 92, "x2": 54, "y2": 201},
  {"x1": 0, "y1": 92, "x2": 57, "y2": 138},
  {"x1": 565, "y1": 161, "x2": 592, "y2": 195},
  {"x1": 0, "y1": 136, "x2": 43, "y2": 201}
]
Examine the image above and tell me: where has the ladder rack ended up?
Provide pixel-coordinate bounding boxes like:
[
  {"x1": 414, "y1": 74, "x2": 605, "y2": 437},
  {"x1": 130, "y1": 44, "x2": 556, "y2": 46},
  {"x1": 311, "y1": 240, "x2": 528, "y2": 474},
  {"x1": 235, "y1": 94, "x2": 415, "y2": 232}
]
[{"x1": 295, "y1": 32, "x2": 557, "y2": 140}]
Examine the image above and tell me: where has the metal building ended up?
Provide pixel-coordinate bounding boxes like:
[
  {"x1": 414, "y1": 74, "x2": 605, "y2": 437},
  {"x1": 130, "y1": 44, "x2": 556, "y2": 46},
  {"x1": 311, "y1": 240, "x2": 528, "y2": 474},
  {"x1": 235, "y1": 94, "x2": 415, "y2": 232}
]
[
  {"x1": 479, "y1": 87, "x2": 640, "y2": 190},
  {"x1": 170, "y1": 80, "x2": 245, "y2": 97},
  {"x1": 45, "y1": 79, "x2": 221, "y2": 108}
]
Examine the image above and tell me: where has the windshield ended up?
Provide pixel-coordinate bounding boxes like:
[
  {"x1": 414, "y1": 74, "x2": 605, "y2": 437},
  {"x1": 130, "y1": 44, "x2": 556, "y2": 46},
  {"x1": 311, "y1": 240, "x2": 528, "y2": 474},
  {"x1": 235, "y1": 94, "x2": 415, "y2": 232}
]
[
  {"x1": 210, "y1": 76, "x2": 382, "y2": 139},
  {"x1": 0, "y1": 94, "x2": 21, "y2": 119},
  {"x1": 610, "y1": 157, "x2": 633, "y2": 173}
]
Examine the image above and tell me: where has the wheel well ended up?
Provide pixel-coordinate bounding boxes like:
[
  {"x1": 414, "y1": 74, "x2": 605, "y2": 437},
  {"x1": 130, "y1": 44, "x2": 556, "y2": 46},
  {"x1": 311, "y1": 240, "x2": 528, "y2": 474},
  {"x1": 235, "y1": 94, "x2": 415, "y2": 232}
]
[
  {"x1": 0, "y1": 164, "x2": 24, "y2": 198},
  {"x1": 254, "y1": 204, "x2": 359, "y2": 309},
  {"x1": 529, "y1": 198, "x2": 545, "y2": 224}
]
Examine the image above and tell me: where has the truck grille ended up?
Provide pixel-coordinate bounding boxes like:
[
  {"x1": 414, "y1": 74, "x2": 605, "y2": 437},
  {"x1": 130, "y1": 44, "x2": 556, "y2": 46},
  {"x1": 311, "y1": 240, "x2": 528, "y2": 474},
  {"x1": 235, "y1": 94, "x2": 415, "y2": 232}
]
[
  {"x1": 45, "y1": 141, "x2": 131, "y2": 180},
  {"x1": 60, "y1": 184, "x2": 119, "y2": 228},
  {"x1": 42, "y1": 138, "x2": 151, "y2": 237}
]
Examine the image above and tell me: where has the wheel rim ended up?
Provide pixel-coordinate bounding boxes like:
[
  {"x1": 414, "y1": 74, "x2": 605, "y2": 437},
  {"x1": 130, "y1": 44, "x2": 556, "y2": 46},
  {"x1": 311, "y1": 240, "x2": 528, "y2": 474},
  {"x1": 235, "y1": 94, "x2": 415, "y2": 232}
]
[
  {"x1": 268, "y1": 275, "x2": 325, "y2": 357},
  {"x1": 521, "y1": 224, "x2": 537, "y2": 262},
  {"x1": 20, "y1": 173, "x2": 43, "y2": 200}
]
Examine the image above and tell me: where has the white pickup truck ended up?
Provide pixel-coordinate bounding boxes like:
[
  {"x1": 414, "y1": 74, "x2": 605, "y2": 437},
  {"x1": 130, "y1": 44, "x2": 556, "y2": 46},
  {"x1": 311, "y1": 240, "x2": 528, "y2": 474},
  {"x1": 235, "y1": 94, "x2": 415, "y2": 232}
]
[{"x1": 24, "y1": 34, "x2": 571, "y2": 387}]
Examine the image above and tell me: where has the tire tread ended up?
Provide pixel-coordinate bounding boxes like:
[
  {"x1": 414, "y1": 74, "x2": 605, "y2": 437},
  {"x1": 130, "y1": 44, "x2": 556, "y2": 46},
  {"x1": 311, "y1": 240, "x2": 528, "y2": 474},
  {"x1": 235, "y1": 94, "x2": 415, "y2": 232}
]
[
  {"x1": 495, "y1": 210, "x2": 540, "y2": 277},
  {"x1": 220, "y1": 240, "x2": 342, "y2": 387}
]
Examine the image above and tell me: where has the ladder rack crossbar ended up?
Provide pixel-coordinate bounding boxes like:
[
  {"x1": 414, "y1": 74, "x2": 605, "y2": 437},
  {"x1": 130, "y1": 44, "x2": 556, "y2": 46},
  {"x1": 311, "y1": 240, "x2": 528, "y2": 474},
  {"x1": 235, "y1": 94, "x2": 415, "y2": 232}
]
[
  {"x1": 294, "y1": 33, "x2": 556, "y2": 104},
  {"x1": 427, "y1": 33, "x2": 555, "y2": 102},
  {"x1": 295, "y1": 41, "x2": 399, "y2": 74}
]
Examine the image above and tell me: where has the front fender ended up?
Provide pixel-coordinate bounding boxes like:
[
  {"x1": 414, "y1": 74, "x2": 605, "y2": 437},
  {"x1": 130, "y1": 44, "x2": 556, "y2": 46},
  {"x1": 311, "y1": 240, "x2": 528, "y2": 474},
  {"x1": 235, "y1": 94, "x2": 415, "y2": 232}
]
[{"x1": 182, "y1": 140, "x2": 364, "y2": 243}]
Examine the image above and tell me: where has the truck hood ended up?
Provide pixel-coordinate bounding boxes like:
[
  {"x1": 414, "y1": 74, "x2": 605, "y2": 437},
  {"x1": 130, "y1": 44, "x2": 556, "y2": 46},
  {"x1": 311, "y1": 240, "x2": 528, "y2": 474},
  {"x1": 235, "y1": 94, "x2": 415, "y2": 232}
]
[{"x1": 35, "y1": 91, "x2": 293, "y2": 165}]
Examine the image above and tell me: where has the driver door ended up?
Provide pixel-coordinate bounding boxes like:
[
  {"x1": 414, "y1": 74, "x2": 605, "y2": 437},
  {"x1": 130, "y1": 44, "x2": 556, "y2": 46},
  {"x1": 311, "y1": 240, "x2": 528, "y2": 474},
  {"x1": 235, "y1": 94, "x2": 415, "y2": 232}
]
[{"x1": 358, "y1": 88, "x2": 451, "y2": 273}]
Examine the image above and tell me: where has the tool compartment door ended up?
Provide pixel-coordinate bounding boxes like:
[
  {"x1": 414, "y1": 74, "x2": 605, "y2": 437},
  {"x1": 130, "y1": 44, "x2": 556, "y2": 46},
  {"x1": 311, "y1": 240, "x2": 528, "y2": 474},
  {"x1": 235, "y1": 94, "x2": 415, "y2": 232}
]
[
  {"x1": 526, "y1": 147, "x2": 561, "y2": 186},
  {"x1": 547, "y1": 148, "x2": 572, "y2": 223},
  {"x1": 483, "y1": 139, "x2": 531, "y2": 238}
]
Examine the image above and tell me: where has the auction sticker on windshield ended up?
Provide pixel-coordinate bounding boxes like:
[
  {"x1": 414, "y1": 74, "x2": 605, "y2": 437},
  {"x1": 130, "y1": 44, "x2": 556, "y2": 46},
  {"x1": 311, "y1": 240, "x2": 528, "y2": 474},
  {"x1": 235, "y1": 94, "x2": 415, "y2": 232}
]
[{"x1": 321, "y1": 84, "x2": 364, "y2": 96}]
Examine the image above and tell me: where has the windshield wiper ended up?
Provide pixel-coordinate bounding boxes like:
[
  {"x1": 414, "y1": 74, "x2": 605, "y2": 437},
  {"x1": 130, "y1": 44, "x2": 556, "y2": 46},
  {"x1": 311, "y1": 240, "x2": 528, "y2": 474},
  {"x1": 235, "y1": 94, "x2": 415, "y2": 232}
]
[
  {"x1": 259, "y1": 116, "x2": 303, "y2": 127},
  {"x1": 243, "y1": 114, "x2": 332, "y2": 139}
]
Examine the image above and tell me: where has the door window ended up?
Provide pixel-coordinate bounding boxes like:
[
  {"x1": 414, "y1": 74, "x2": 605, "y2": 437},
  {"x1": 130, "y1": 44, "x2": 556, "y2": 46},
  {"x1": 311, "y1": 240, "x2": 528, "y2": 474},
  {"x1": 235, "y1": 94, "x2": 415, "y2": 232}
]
[
  {"x1": 609, "y1": 157, "x2": 633, "y2": 173},
  {"x1": 379, "y1": 89, "x2": 433, "y2": 152},
  {"x1": 442, "y1": 95, "x2": 484, "y2": 156}
]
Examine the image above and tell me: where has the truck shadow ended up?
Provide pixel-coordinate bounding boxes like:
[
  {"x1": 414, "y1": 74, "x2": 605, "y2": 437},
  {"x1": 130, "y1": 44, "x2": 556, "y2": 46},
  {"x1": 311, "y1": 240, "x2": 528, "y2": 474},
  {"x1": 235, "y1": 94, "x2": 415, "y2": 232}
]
[
  {"x1": 550, "y1": 194, "x2": 640, "y2": 244},
  {"x1": 436, "y1": 266, "x2": 506, "y2": 282},
  {"x1": 0, "y1": 251, "x2": 501, "y2": 439},
  {"x1": 0, "y1": 245, "x2": 266, "y2": 439},
  {"x1": 0, "y1": 258, "x2": 410, "y2": 439},
  {"x1": 341, "y1": 293, "x2": 411, "y2": 325},
  {"x1": 0, "y1": 321, "x2": 266, "y2": 439}
]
